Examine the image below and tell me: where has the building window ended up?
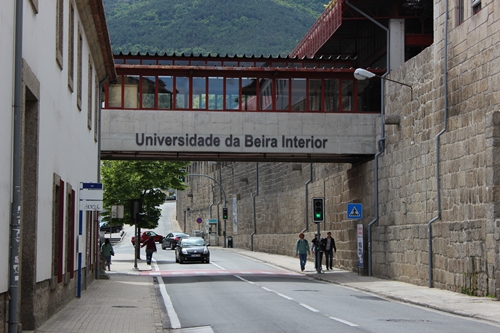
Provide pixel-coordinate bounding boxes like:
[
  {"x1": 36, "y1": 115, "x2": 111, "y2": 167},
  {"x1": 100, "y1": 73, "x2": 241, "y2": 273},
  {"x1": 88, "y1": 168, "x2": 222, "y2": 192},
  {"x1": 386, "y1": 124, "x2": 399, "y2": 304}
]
[
  {"x1": 56, "y1": 0, "x2": 64, "y2": 69},
  {"x1": 88, "y1": 60, "x2": 93, "y2": 130},
  {"x1": 52, "y1": 176, "x2": 64, "y2": 284},
  {"x1": 472, "y1": 0, "x2": 481, "y2": 14},
  {"x1": 66, "y1": 187, "x2": 75, "y2": 280},
  {"x1": 68, "y1": 3, "x2": 74, "y2": 91},
  {"x1": 77, "y1": 27, "x2": 82, "y2": 111}
]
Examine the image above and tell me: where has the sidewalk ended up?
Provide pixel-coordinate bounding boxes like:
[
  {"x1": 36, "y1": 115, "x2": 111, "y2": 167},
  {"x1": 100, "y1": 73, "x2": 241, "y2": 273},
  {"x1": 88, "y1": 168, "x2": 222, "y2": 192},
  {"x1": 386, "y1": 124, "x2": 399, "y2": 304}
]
[{"x1": 35, "y1": 247, "x2": 500, "y2": 333}]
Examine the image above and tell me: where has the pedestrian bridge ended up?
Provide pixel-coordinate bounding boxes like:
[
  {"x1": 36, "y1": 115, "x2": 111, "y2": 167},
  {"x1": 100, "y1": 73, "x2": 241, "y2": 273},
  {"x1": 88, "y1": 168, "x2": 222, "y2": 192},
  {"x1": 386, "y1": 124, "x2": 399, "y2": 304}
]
[{"x1": 101, "y1": 53, "x2": 382, "y2": 163}]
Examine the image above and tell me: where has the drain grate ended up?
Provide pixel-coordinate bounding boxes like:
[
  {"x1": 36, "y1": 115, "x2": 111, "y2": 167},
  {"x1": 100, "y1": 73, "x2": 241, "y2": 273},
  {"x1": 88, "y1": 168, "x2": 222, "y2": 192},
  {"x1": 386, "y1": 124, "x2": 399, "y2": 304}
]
[
  {"x1": 111, "y1": 305, "x2": 137, "y2": 308},
  {"x1": 384, "y1": 319, "x2": 430, "y2": 323},
  {"x1": 352, "y1": 295, "x2": 387, "y2": 301}
]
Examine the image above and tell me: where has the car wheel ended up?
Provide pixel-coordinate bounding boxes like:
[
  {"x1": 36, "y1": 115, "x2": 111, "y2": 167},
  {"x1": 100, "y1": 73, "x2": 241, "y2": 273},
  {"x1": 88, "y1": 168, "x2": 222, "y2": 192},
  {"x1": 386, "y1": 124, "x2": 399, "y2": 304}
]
[
  {"x1": 205, "y1": 259, "x2": 210, "y2": 264},
  {"x1": 179, "y1": 257, "x2": 183, "y2": 264},
  {"x1": 162, "y1": 246, "x2": 166, "y2": 250}
]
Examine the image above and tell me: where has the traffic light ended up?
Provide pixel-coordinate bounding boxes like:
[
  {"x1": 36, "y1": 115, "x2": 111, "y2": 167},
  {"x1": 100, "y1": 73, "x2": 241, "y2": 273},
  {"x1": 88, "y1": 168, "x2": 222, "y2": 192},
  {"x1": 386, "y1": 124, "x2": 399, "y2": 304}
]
[
  {"x1": 312, "y1": 197, "x2": 324, "y2": 222},
  {"x1": 179, "y1": 175, "x2": 185, "y2": 182},
  {"x1": 222, "y1": 207, "x2": 228, "y2": 220}
]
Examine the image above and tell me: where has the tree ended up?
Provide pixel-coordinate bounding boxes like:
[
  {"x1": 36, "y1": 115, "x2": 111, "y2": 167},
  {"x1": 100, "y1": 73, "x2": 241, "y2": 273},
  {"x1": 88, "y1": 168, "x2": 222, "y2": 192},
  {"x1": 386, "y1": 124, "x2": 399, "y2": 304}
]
[{"x1": 100, "y1": 160, "x2": 189, "y2": 229}]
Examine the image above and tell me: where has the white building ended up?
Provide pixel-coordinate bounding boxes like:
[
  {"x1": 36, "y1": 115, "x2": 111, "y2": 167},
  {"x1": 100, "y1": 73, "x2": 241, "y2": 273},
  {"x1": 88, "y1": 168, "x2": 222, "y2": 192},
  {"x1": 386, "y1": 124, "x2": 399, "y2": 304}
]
[{"x1": 0, "y1": 1, "x2": 115, "y2": 331}]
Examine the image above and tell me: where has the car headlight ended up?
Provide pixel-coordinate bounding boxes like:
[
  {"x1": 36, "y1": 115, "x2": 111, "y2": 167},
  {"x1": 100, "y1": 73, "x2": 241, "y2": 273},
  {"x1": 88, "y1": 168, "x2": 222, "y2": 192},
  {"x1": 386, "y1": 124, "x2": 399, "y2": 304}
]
[
  {"x1": 181, "y1": 249, "x2": 188, "y2": 254},
  {"x1": 203, "y1": 247, "x2": 209, "y2": 254}
]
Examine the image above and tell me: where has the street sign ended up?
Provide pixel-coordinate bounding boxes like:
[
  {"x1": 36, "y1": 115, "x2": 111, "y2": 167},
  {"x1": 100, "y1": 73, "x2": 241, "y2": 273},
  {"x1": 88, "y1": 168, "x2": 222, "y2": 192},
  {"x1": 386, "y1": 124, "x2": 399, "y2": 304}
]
[
  {"x1": 196, "y1": 217, "x2": 203, "y2": 224},
  {"x1": 347, "y1": 203, "x2": 362, "y2": 219},
  {"x1": 208, "y1": 219, "x2": 217, "y2": 224},
  {"x1": 80, "y1": 182, "x2": 103, "y2": 211}
]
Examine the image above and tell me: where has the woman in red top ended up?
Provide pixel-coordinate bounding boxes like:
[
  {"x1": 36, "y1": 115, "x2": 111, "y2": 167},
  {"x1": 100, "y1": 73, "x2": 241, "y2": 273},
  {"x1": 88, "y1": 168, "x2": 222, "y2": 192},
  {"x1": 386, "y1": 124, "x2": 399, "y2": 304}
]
[{"x1": 141, "y1": 236, "x2": 157, "y2": 265}]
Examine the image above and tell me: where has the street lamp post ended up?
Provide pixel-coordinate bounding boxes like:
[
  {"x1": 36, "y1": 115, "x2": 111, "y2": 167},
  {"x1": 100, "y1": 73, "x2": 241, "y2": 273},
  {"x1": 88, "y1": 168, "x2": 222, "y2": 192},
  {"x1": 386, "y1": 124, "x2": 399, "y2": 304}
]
[
  {"x1": 188, "y1": 174, "x2": 228, "y2": 247},
  {"x1": 354, "y1": 68, "x2": 413, "y2": 276}
]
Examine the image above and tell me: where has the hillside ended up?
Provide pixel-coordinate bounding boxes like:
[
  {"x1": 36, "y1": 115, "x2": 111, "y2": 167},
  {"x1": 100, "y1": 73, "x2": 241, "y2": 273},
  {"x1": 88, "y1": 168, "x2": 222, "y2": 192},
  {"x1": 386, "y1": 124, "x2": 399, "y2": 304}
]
[{"x1": 103, "y1": 0, "x2": 327, "y2": 56}]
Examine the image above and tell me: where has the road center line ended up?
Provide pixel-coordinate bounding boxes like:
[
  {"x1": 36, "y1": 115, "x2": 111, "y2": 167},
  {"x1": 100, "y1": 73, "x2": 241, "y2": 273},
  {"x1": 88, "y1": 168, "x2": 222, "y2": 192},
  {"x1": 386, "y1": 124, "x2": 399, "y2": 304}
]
[
  {"x1": 299, "y1": 303, "x2": 319, "y2": 312},
  {"x1": 329, "y1": 316, "x2": 359, "y2": 327}
]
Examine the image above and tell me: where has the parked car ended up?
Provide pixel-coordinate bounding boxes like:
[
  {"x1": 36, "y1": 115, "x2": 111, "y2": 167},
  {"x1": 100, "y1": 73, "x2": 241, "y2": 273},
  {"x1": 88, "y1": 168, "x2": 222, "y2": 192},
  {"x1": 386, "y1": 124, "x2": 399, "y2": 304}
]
[
  {"x1": 166, "y1": 194, "x2": 176, "y2": 201},
  {"x1": 99, "y1": 221, "x2": 123, "y2": 233},
  {"x1": 131, "y1": 231, "x2": 163, "y2": 245},
  {"x1": 175, "y1": 237, "x2": 210, "y2": 264},
  {"x1": 162, "y1": 232, "x2": 189, "y2": 250}
]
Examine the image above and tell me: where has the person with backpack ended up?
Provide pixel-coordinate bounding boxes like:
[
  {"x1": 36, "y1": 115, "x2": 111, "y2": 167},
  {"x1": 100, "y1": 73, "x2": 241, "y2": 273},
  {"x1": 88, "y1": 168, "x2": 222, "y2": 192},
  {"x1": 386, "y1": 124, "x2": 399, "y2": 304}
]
[{"x1": 295, "y1": 233, "x2": 310, "y2": 271}]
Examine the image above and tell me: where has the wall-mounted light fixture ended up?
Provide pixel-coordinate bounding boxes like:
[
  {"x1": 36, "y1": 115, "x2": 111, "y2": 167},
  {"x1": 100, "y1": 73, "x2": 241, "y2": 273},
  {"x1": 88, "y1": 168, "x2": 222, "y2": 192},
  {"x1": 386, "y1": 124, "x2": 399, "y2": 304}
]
[
  {"x1": 187, "y1": 193, "x2": 193, "y2": 198},
  {"x1": 354, "y1": 68, "x2": 413, "y2": 100},
  {"x1": 240, "y1": 177, "x2": 248, "y2": 183}
]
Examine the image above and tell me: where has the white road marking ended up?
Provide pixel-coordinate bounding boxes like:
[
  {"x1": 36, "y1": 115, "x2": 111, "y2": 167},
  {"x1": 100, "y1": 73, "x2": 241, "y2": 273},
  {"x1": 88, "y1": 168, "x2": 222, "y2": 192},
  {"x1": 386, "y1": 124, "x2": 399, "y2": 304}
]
[
  {"x1": 299, "y1": 303, "x2": 320, "y2": 312},
  {"x1": 154, "y1": 258, "x2": 181, "y2": 329},
  {"x1": 329, "y1": 316, "x2": 359, "y2": 327}
]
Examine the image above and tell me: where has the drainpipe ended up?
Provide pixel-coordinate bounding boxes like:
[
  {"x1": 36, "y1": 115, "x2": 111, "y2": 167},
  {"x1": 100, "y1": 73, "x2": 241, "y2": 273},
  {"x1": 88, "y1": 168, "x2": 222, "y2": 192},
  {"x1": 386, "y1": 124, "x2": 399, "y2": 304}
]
[
  {"x1": 302, "y1": 163, "x2": 313, "y2": 233},
  {"x1": 346, "y1": 0, "x2": 389, "y2": 276},
  {"x1": 428, "y1": 0, "x2": 448, "y2": 288},
  {"x1": 250, "y1": 163, "x2": 259, "y2": 251},
  {"x1": 9, "y1": 1, "x2": 23, "y2": 332}
]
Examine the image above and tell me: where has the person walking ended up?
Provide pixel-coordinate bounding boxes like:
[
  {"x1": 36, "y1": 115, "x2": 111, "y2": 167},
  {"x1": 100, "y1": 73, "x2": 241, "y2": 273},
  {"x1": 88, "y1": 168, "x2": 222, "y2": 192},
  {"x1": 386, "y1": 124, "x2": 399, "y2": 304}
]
[
  {"x1": 101, "y1": 238, "x2": 114, "y2": 271},
  {"x1": 311, "y1": 233, "x2": 324, "y2": 272},
  {"x1": 141, "y1": 236, "x2": 157, "y2": 265},
  {"x1": 324, "y1": 231, "x2": 337, "y2": 270},
  {"x1": 295, "y1": 233, "x2": 310, "y2": 271}
]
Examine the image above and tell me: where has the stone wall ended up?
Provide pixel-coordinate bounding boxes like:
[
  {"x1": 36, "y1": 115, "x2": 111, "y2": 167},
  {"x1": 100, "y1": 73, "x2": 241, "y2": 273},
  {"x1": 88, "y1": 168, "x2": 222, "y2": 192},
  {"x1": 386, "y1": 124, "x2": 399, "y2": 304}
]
[{"x1": 177, "y1": 1, "x2": 500, "y2": 298}]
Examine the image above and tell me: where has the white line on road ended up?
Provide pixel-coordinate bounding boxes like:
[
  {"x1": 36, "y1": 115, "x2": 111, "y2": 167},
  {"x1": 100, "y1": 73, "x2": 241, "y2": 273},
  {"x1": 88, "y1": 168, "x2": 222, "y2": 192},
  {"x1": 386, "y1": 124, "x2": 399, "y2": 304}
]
[
  {"x1": 329, "y1": 316, "x2": 359, "y2": 327},
  {"x1": 299, "y1": 303, "x2": 320, "y2": 312},
  {"x1": 154, "y1": 259, "x2": 181, "y2": 329}
]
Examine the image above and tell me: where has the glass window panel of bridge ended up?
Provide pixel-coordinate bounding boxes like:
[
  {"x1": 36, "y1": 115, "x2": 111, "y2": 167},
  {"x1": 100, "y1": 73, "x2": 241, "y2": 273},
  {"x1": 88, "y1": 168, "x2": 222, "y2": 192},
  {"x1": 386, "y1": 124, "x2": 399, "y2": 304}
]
[
  {"x1": 158, "y1": 76, "x2": 173, "y2": 109},
  {"x1": 225, "y1": 78, "x2": 240, "y2": 110},
  {"x1": 324, "y1": 78, "x2": 339, "y2": 112},
  {"x1": 241, "y1": 78, "x2": 257, "y2": 110},
  {"x1": 107, "y1": 75, "x2": 123, "y2": 108},
  {"x1": 192, "y1": 77, "x2": 207, "y2": 109},
  {"x1": 357, "y1": 79, "x2": 381, "y2": 112},
  {"x1": 342, "y1": 80, "x2": 354, "y2": 111},
  {"x1": 141, "y1": 76, "x2": 156, "y2": 108},
  {"x1": 308, "y1": 79, "x2": 322, "y2": 111},
  {"x1": 175, "y1": 77, "x2": 189, "y2": 109},
  {"x1": 208, "y1": 77, "x2": 223, "y2": 110},
  {"x1": 124, "y1": 75, "x2": 140, "y2": 108},
  {"x1": 276, "y1": 78, "x2": 290, "y2": 111},
  {"x1": 291, "y1": 78, "x2": 306, "y2": 111},
  {"x1": 259, "y1": 78, "x2": 273, "y2": 110}
]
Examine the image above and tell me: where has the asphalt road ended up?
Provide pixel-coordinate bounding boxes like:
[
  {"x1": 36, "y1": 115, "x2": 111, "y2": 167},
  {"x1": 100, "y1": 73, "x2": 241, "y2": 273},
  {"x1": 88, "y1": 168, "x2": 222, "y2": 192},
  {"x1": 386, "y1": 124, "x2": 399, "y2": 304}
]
[{"x1": 114, "y1": 202, "x2": 500, "y2": 333}]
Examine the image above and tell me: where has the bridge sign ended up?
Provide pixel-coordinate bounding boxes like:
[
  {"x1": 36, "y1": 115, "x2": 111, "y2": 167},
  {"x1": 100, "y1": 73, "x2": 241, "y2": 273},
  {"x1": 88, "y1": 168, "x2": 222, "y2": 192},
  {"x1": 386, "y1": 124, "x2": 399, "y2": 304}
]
[{"x1": 347, "y1": 203, "x2": 362, "y2": 219}]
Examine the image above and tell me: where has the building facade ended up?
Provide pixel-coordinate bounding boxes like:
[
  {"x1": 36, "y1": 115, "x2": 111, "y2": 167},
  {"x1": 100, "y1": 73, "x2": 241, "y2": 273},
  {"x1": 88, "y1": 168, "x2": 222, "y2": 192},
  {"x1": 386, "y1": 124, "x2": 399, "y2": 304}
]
[
  {"x1": 1, "y1": 1, "x2": 114, "y2": 331},
  {"x1": 177, "y1": 0, "x2": 500, "y2": 299}
]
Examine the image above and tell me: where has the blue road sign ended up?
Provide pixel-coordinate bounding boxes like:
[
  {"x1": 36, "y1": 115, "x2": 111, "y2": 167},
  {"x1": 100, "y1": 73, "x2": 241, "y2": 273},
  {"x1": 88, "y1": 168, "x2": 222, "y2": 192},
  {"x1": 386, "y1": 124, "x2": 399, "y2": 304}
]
[{"x1": 347, "y1": 203, "x2": 363, "y2": 219}]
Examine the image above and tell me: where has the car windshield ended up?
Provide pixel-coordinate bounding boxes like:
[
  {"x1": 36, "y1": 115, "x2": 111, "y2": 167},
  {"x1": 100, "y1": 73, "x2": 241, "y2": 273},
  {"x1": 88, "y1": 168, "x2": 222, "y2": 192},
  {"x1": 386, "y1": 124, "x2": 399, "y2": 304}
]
[
  {"x1": 174, "y1": 233, "x2": 189, "y2": 238},
  {"x1": 181, "y1": 238, "x2": 205, "y2": 247}
]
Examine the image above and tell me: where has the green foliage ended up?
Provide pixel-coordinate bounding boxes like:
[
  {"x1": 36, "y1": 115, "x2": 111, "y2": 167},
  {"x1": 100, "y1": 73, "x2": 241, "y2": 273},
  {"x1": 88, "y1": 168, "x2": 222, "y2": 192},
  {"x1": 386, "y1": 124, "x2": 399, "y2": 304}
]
[
  {"x1": 103, "y1": 0, "x2": 327, "y2": 56},
  {"x1": 101, "y1": 160, "x2": 189, "y2": 228}
]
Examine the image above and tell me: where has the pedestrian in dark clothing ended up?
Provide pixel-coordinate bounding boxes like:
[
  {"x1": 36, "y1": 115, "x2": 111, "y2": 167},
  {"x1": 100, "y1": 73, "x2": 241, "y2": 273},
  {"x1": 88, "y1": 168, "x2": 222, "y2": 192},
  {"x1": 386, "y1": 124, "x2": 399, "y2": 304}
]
[
  {"x1": 101, "y1": 238, "x2": 114, "y2": 271},
  {"x1": 141, "y1": 236, "x2": 157, "y2": 265},
  {"x1": 311, "y1": 234, "x2": 324, "y2": 271},
  {"x1": 324, "y1": 231, "x2": 337, "y2": 270},
  {"x1": 295, "y1": 233, "x2": 310, "y2": 271}
]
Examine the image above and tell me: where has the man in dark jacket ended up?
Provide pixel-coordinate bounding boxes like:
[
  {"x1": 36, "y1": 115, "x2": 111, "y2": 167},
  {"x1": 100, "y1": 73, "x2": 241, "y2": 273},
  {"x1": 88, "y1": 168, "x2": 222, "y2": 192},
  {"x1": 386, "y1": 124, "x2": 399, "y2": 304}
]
[
  {"x1": 311, "y1": 234, "x2": 324, "y2": 272},
  {"x1": 141, "y1": 236, "x2": 157, "y2": 265},
  {"x1": 324, "y1": 231, "x2": 337, "y2": 270}
]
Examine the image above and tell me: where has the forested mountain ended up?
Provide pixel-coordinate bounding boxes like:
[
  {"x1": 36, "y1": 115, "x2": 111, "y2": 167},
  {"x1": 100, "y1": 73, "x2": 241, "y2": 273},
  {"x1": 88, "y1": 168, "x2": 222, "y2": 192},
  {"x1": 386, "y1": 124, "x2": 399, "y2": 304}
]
[{"x1": 103, "y1": 0, "x2": 328, "y2": 56}]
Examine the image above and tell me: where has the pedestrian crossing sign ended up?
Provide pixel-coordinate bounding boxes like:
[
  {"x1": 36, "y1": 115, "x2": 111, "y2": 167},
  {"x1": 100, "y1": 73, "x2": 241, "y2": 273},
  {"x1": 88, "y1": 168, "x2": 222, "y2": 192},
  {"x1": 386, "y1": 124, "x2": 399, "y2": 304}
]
[{"x1": 347, "y1": 203, "x2": 362, "y2": 219}]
